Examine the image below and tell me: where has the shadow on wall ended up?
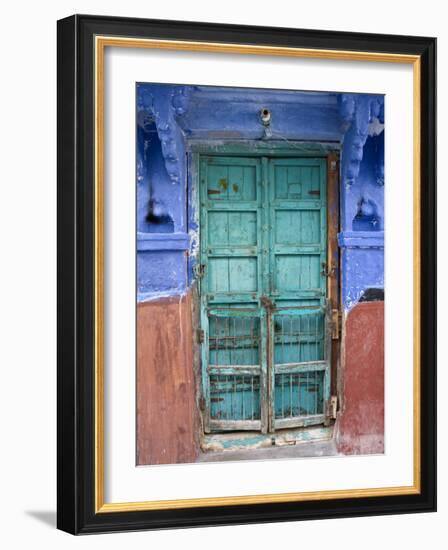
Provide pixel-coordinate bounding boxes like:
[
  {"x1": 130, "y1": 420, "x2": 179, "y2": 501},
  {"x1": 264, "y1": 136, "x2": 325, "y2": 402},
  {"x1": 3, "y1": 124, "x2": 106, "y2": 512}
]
[
  {"x1": 146, "y1": 198, "x2": 174, "y2": 232},
  {"x1": 138, "y1": 119, "x2": 176, "y2": 234},
  {"x1": 352, "y1": 198, "x2": 381, "y2": 231},
  {"x1": 351, "y1": 133, "x2": 384, "y2": 232}
]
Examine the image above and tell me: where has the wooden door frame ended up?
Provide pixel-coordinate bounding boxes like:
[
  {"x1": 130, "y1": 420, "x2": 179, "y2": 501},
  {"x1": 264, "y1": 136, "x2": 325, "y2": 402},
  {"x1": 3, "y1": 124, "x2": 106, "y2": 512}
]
[
  {"x1": 327, "y1": 152, "x2": 340, "y2": 401},
  {"x1": 188, "y1": 141, "x2": 341, "y2": 433}
]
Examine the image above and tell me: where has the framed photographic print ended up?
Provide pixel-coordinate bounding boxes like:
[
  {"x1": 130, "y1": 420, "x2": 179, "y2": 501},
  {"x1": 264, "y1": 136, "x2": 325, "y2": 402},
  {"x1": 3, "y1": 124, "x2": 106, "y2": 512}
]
[{"x1": 57, "y1": 14, "x2": 436, "y2": 534}]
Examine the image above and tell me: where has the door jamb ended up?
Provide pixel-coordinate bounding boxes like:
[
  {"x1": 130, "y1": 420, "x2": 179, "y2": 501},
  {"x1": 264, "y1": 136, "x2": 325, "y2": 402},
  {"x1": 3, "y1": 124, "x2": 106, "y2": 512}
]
[
  {"x1": 327, "y1": 152, "x2": 341, "y2": 402},
  {"x1": 188, "y1": 142, "x2": 341, "y2": 435}
]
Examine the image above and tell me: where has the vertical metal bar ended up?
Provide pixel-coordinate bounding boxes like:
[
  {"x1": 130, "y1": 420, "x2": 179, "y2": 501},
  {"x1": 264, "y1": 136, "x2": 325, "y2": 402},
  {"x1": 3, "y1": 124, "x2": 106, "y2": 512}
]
[
  {"x1": 262, "y1": 311, "x2": 274, "y2": 433},
  {"x1": 307, "y1": 314, "x2": 310, "y2": 362},
  {"x1": 235, "y1": 317, "x2": 238, "y2": 365},
  {"x1": 230, "y1": 317, "x2": 234, "y2": 366},
  {"x1": 233, "y1": 374, "x2": 237, "y2": 420},
  {"x1": 324, "y1": 300, "x2": 332, "y2": 415},
  {"x1": 242, "y1": 375, "x2": 245, "y2": 419},
  {"x1": 254, "y1": 317, "x2": 257, "y2": 365},
  {"x1": 280, "y1": 374, "x2": 285, "y2": 418},
  {"x1": 289, "y1": 316, "x2": 293, "y2": 363},
  {"x1": 226, "y1": 317, "x2": 230, "y2": 366},
  {"x1": 244, "y1": 317, "x2": 247, "y2": 364},
  {"x1": 251, "y1": 376, "x2": 254, "y2": 420},
  {"x1": 268, "y1": 309, "x2": 274, "y2": 432},
  {"x1": 225, "y1": 374, "x2": 229, "y2": 420},
  {"x1": 250, "y1": 317, "x2": 254, "y2": 365},
  {"x1": 281, "y1": 316, "x2": 285, "y2": 364},
  {"x1": 256, "y1": 317, "x2": 259, "y2": 366},
  {"x1": 214, "y1": 317, "x2": 218, "y2": 365},
  {"x1": 245, "y1": 317, "x2": 248, "y2": 365},
  {"x1": 201, "y1": 300, "x2": 211, "y2": 432},
  {"x1": 289, "y1": 373, "x2": 292, "y2": 418},
  {"x1": 306, "y1": 371, "x2": 310, "y2": 415},
  {"x1": 199, "y1": 159, "x2": 212, "y2": 432}
]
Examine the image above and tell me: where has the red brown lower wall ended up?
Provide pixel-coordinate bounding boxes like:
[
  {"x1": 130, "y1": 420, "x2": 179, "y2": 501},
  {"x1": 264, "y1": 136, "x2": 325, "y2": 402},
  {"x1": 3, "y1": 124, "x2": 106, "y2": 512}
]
[
  {"x1": 336, "y1": 300, "x2": 385, "y2": 455},
  {"x1": 137, "y1": 292, "x2": 201, "y2": 465},
  {"x1": 137, "y1": 294, "x2": 383, "y2": 462}
]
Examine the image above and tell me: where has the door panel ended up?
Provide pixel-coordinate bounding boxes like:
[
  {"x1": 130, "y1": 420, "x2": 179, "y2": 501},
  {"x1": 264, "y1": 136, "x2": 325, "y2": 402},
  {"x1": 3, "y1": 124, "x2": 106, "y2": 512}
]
[
  {"x1": 274, "y1": 371, "x2": 325, "y2": 418},
  {"x1": 200, "y1": 155, "x2": 331, "y2": 433},
  {"x1": 200, "y1": 156, "x2": 262, "y2": 308},
  {"x1": 273, "y1": 163, "x2": 322, "y2": 201},
  {"x1": 272, "y1": 309, "x2": 325, "y2": 365},
  {"x1": 274, "y1": 255, "x2": 321, "y2": 292},
  {"x1": 207, "y1": 257, "x2": 258, "y2": 293},
  {"x1": 200, "y1": 156, "x2": 266, "y2": 432},
  {"x1": 210, "y1": 374, "x2": 262, "y2": 422},
  {"x1": 270, "y1": 305, "x2": 331, "y2": 430},
  {"x1": 275, "y1": 209, "x2": 321, "y2": 245},
  {"x1": 207, "y1": 309, "x2": 263, "y2": 430},
  {"x1": 268, "y1": 158, "x2": 328, "y2": 430},
  {"x1": 204, "y1": 307, "x2": 267, "y2": 432},
  {"x1": 206, "y1": 162, "x2": 257, "y2": 201},
  {"x1": 208, "y1": 211, "x2": 257, "y2": 246}
]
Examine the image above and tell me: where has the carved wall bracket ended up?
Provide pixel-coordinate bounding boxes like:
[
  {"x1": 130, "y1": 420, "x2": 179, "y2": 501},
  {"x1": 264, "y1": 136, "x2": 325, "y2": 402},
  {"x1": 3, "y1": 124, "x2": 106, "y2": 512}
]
[
  {"x1": 339, "y1": 94, "x2": 384, "y2": 189},
  {"x1": 137, "y1": 85, "x2": 194, "y2": 184}
]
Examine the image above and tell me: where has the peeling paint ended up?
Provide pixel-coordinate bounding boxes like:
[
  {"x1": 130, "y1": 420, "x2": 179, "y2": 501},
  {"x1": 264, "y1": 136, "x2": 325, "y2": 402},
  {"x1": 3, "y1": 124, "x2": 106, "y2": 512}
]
[
  {"x1": 201, "y1": 426, "x2": 333, "y2": 452},
  {"x1": 136, "y1": 84, "x2": 384, "y2": 311}
]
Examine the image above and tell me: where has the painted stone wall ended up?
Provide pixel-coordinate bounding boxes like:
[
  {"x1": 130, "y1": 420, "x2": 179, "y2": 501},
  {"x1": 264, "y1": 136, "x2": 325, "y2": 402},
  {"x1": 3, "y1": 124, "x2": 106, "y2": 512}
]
[
  {"x1": 137, "y1": 292, "x2": 200, "y2": 465},
  {"x1": 339, "y1": 95, "x2": 384, "y2": 310},
  {"x1": 136, "y1": 83, "x2": 385, "y2": 463},
  {"x1": 336, "y1": 301, "x2": 385, "y2": 454}
]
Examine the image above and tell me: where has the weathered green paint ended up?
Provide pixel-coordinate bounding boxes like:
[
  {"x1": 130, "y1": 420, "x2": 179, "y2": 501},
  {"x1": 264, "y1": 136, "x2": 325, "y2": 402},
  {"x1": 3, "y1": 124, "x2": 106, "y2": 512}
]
[
  {"x1": 202, "y1": 425, "x2": 334, "y2": 452},
  {"x1": 188, "y1": 140, "x2": 340, "y2": 156},
  {"x1": 199, "y1": 154, "x2": 330, "y2": 433}
]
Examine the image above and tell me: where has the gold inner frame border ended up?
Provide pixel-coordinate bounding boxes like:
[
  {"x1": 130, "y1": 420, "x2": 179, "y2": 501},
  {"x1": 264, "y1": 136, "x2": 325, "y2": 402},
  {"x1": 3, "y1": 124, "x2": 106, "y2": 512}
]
[{"x1": 94, "y1": 35, "x2": 421, "y2": 513}]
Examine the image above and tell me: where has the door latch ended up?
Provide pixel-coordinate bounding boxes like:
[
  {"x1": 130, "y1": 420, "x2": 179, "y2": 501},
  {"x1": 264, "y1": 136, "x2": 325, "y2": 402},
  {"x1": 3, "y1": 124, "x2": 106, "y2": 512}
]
[
  {"x1": 321, "y1": 261, "x2": 336, "y2": 278},
  {"x1": 325, "y1": 395, "x2": 338, "y2": 422},
  {"x1": 193, "y1": 263, "x2": 206, "y2": 279},
  {"x1": 260, "y1": 295, "x2": 276, "y2": 312},
  {"x1": 331, "y1": 309, "x2": 341, "y2": 340}
]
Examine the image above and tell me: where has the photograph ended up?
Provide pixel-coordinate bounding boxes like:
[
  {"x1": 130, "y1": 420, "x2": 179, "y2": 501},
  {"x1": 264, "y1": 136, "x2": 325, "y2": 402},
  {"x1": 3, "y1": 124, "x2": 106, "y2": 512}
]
[{"x1": 136, "y1": 83, "x2": 385, "y2": 465}]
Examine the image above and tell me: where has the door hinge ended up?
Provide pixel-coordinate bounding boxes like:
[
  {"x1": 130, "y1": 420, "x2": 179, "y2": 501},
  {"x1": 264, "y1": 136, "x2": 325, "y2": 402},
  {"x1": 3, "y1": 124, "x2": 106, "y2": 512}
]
[
  {"x1": 197, "y1": 329, "x2": 205, "y2": 343},
  {"x1": 326, "y1": 395, "x2": 338, "y2": 419},
  {"x1": 199, "y1": 395, "x2": 206, "y2": 411},
  {"x1": 193, "y1": 263, "x2": 206, "y2": 279},
  {"x1": 331, "y1": 309, "x2": 342, "y2": 340}
]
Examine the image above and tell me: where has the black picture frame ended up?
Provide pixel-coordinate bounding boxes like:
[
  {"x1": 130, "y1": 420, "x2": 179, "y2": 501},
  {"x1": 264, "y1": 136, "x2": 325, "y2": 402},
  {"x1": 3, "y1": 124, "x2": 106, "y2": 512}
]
[{"x1": 57, "y1": 14, "x2": 436, "y2": 534}]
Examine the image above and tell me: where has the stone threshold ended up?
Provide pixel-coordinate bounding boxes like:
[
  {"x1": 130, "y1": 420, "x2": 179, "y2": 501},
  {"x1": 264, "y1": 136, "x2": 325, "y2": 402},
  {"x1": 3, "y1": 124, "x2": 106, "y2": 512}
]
[{"x1": 199, "y1": 424, "x2": 336, "y2": 462}]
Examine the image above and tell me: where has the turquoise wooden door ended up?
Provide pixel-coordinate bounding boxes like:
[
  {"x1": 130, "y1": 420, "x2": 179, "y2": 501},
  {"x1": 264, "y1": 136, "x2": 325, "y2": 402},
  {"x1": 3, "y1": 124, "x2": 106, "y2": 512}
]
[{"x1": 199, "y1": 155, "x2": 330, "y2": 434}]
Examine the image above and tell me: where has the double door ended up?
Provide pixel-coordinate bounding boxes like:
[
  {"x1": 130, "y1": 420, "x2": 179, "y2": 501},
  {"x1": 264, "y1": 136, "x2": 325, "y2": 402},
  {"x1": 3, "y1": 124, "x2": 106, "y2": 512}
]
[{"x1": 199, "y1": 155, "x2": 331, "y2": 433}]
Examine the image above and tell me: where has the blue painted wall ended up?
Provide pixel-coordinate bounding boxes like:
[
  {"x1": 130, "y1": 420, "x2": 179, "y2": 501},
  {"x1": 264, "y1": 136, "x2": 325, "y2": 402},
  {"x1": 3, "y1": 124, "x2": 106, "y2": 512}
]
[{"x1": 136, "y1": 84, "x2": 384, "y2": 309}]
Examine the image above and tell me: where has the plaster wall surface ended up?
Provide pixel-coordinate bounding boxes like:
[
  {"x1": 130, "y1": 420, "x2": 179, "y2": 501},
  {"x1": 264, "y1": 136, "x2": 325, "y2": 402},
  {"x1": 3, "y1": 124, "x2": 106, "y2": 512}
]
[
  {"x1": 136, "y1": 84, "x2": 386, "y2": 464},
  {"x1": 336, "y1": 301, "x2": 385, "y2": 455},
  {"x1": 136, "y1": 84, "x2": 385, "y2": 309},
  {"x1": 137, "y1": 292, "x2": 200, "y2": 465}
]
